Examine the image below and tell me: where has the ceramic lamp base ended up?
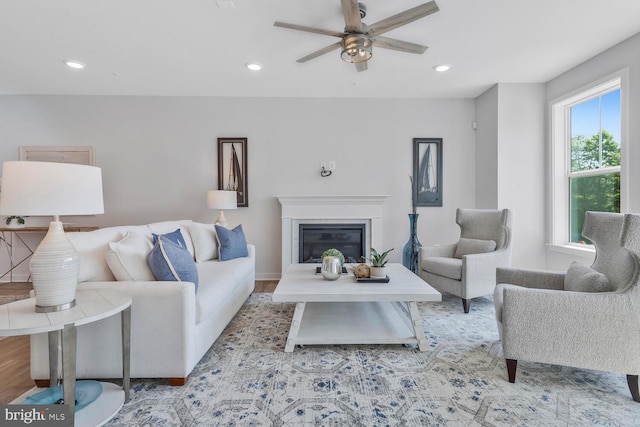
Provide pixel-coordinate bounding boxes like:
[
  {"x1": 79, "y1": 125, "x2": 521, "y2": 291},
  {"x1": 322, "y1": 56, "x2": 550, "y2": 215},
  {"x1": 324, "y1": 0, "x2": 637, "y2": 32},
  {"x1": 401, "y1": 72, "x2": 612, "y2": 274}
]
[{"x1": 30, "y1": 221, "x2": 80, "y2": 312}]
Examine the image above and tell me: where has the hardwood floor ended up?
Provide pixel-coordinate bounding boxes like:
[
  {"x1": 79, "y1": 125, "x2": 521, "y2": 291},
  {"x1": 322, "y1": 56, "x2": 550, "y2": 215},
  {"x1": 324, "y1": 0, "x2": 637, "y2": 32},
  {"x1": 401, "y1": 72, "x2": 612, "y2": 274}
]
[{"x1": 0, "y1": 280, "x2": 279, "y2": 404}]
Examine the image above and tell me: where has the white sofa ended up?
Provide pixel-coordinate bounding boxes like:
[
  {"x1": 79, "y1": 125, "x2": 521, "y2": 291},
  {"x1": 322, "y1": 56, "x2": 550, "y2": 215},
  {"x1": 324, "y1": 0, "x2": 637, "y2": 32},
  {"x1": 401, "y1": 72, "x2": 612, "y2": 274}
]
[{"x1": 30, "y1": 220, "x2": 255, "y2": 386}]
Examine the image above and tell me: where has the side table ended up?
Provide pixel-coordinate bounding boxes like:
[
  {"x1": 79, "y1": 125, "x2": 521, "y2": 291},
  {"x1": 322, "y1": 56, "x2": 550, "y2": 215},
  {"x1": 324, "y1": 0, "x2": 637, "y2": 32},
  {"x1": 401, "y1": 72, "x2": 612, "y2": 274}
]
[{"x1": 0, "y1": 289, "x2": 131, "y2": 426}]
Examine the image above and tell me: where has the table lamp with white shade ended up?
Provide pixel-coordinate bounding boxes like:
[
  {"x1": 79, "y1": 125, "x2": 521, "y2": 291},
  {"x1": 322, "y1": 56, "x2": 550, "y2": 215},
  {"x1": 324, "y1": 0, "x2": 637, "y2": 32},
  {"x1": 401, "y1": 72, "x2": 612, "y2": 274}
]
[
  {"x1": 0, "y1": 161, "x2": 104, "y2": 313},
  {"x1": 207, "y1": 190, "x2": 237, "y2": 227}
]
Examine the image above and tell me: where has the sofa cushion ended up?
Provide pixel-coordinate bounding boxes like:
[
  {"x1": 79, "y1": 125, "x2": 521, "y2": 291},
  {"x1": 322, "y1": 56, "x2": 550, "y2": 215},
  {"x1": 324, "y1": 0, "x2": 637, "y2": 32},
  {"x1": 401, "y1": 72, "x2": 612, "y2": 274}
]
[
  {"x1": 68, "y1": 227, "x2": 133, "y2": 282},
  {"x1": 454, "y1": 238, "x2": 496, "y2": 259},
  {"x1": 147, "y1": 235, "x2": 199, "y2": 292},
  {"x1": 147, "y1": 220, "x2": 195, "y2": 258},
  {"x1": 215, "y1": 224, "x2": 249, "y2": 261},
  {"x1": 564, "y1": 261, "x2": 611, "y2": 293},
  {"x1": 106, "y1": 232, "x2": 155, "y2": 281},
  {"x1": 152, "y1": 229, "x2": 187, "y2": 250},
  {"x1": 189, "y1": 222, "x2": 219, "y2": 262},
  {"x1": 422, "y1": 257, "x2": 462, "y2": 280},
  {"x1": 195, "y1": 255, "x2": 254, "y2": 322}
]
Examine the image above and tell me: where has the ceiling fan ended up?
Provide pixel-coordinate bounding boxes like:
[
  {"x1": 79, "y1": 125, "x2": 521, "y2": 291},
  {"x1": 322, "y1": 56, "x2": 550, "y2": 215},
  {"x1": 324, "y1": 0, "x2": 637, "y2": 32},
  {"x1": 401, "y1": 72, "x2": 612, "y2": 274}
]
[{"x1": 274, "y1": 0, "x2": 439, "y2": 72}]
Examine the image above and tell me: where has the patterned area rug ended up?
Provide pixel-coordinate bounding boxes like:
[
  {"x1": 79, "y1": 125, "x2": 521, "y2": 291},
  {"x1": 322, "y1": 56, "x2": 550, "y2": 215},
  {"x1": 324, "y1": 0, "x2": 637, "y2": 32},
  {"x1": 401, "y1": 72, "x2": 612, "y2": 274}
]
[{"x1": 107, "y1": 294, "x2": 640, "y2": 426}]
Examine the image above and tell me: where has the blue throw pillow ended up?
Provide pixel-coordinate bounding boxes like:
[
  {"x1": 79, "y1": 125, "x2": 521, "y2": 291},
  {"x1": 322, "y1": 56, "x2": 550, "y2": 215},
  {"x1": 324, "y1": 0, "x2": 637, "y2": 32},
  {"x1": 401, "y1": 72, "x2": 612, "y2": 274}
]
[
  {"x1": 215, "y1": 224, "x2": 249, "y2": 261},
  {"x1": 152, "y1": 229, "x2": 187, "y2": 250},
  {"x1": 147, "y1": 235, "x2": 199, "y2": 292}
]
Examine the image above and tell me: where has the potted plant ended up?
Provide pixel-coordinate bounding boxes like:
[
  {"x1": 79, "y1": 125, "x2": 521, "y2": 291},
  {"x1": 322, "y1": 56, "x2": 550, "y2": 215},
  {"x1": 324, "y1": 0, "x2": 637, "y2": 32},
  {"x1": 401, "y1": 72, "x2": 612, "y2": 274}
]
[
  {"x1": 369, "y1": 247, "x2": 393, "y2": 278},
  {"x1": 321, "y1": 248, "x2": 345, "y2": 267},
  {"x1": 4, "y1": 216, "x2": 25, "y2": 229}
]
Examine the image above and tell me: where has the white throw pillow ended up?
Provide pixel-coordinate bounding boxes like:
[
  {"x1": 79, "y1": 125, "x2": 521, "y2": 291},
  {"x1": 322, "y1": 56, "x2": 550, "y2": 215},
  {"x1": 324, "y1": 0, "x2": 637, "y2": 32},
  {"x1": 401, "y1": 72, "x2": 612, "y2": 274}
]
[
  {"x1": 189, "y1": 222, "x2": 219, "y2": 262},
  {"x1": 564, "y1": 261, "x2": 611, "y2": 292},
  {"x1": 454, "y1": 238, "x2": 497, "y2": 259},
  {"x1": 146, "y1": 221, "x2": 195, "y2": 258},
  {"x1": 105, "y1": 232, "x2": 155, "y2": 281}
]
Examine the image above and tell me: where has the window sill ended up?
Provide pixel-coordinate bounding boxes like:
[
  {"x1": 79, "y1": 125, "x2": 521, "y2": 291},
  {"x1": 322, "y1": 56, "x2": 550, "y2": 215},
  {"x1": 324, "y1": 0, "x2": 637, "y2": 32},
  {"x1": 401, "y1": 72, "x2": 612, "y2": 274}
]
[{"x1": 546, "y1": 243, "x2": 595, "y2": 257}]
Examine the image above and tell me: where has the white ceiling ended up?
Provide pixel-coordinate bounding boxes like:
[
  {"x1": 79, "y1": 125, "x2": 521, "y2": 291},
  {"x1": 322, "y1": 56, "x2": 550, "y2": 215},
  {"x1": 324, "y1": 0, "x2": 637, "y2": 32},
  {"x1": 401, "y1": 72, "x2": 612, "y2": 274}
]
[{"x1": 1, "y1": 0, "x2": 639, "y2": 98}]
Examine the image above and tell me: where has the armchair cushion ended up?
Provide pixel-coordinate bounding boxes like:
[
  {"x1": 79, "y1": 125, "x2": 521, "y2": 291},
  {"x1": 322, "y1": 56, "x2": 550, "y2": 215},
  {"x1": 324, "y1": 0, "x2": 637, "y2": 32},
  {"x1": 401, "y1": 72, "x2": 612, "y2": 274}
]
[
  {"x1": 421, "y1": 257, "x2": 462, "y2": 280},
  {"x1": 564, "y1": 261, "x2": 611, "y2": 293},
  {"x1": 454, "y1": 238, "x2": 496, "y2": 259}
]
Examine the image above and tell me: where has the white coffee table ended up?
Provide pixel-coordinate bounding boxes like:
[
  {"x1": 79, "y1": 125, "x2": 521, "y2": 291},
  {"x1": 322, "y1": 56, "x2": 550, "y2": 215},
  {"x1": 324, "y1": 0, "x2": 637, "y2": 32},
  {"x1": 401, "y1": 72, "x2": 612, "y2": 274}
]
[{"x1": 272, "y1": 263, "x2": 441, "y2": 352}]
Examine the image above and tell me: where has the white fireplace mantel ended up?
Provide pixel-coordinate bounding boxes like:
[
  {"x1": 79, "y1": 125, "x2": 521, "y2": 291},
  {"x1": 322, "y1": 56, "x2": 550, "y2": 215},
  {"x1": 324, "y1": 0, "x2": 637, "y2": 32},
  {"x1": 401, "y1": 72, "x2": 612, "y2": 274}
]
[{"x1": 276, "y1": 195, "x2": 389, "y2": 273}]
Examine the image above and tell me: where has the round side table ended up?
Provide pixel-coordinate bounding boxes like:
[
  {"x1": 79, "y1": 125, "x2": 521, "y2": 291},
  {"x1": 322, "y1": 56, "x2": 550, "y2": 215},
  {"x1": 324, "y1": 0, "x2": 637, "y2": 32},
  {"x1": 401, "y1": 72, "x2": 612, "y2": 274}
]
[{"x1": 0, "y1": 289, "x2": 131, "y2": 426}]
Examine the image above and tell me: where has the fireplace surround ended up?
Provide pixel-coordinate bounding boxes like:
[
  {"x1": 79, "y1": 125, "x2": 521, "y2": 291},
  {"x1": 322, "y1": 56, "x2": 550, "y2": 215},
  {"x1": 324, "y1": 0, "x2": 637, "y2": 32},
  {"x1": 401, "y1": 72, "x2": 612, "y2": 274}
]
[{"x1": 275, "y1": 195, "x2": 388, "y2": 273}]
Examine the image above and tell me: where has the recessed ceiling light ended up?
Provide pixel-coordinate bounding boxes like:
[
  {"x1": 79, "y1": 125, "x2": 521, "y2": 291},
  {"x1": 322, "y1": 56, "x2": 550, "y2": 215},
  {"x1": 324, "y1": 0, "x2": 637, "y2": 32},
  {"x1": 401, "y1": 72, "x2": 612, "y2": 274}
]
[
  {"x1": 64, "y1": 60, "x2": 86, "y2": 70},
  {"x1": 433, "y1": 64, "x2": 451, "y2": 72},
  {"x1": 246, "y1": 62, "x2": 263, "y2": 71}
]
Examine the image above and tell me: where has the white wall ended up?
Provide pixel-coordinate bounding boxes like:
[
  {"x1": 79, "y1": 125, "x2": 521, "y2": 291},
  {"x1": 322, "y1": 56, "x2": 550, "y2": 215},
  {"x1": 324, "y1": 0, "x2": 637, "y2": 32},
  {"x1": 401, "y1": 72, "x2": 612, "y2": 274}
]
[
  {"x1": 474, "y1": 83, "x2": 547, "y2": 269},
  {"x1": 545, "y1": 32, "x2": 640, "y2": 270},
  {"x1": 474, "y1": 85, "x2": 499, "y2": 210},
  {"x1": 0, "y1": 96, "x2": 476, "y2": 280}
]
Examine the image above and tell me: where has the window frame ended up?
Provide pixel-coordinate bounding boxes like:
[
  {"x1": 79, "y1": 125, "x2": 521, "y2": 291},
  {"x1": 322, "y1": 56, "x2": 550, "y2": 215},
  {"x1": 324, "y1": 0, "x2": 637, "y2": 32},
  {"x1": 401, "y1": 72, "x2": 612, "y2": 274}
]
[{"x1": 549, "y1": 70, "x2": 628, "y2": 250}]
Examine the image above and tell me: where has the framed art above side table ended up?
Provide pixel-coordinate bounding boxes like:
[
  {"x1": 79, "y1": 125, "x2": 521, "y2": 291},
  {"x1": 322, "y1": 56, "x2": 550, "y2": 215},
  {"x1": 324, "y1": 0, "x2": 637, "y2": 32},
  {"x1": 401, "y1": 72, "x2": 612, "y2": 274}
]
[{"x1": 218, "y1": 138, "x2": 248, "y2": 207}]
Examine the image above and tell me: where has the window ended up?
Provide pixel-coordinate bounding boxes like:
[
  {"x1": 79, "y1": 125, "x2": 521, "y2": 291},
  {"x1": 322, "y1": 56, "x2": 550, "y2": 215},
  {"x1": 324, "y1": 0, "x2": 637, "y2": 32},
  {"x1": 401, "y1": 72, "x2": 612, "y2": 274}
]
[{"x1": 551, "y1": 75, "x2": 625, "y2": 247}]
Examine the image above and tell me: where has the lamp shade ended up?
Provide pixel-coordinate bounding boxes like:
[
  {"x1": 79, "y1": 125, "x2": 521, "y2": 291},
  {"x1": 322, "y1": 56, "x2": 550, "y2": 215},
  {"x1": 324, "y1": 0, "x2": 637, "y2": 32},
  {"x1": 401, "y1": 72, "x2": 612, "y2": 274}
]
[
  {"x1": 0, "y1": 161, "x2": 104, "y2": 216},
  {"x1": 207, "y1": 190, "x2": 237, "y2": 210}
]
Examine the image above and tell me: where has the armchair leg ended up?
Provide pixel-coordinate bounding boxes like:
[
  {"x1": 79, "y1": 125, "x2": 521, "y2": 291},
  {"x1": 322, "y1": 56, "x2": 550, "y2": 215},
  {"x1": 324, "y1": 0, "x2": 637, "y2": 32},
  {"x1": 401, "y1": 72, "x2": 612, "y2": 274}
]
[
  {"x1": 462, "y1": 298, "x2": 470, "y2": 313},
  {"x1": 627, "y1": 375, "x2": 640, "y2": 402},
  {"x1": 506, "y1": 359, "x2": 517, "y2": 383}
]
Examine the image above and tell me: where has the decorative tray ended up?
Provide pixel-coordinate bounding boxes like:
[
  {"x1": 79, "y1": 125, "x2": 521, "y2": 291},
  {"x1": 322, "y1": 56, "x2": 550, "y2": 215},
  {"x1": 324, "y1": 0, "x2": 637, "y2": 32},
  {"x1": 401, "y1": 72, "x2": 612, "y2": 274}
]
[
  {"x1": 353, "y1": 273, "x2": 390, "y2": 283},
  {"x1": 315, "y1": 266, "x2": 348, "y2": 274}
]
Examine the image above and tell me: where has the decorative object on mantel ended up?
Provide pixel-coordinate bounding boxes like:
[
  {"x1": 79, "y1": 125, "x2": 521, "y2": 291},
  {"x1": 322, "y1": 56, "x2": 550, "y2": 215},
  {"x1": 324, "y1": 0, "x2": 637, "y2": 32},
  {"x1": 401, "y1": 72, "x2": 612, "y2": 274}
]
[
  {"x1": 403, "y1": 176, "x2": 423, "y2": 274},
  {"x1": 207, "y1": 190, "x2": 237, "y2": 228},
  {"x1": 218, "y1": 138, "x2": 248, "y2": 207},
  {"x1": 0, "y1": 161, "x2": 104, "y2": 312},
  {"x1": 4, "y1": 215, "x2": 25, "y2": 228},
  {"x1": 321, "y1": 256, "x2": 342, "y2": 281},
  {"x1": 369, "y1": 247, "x2": 393, "y2": 279}
]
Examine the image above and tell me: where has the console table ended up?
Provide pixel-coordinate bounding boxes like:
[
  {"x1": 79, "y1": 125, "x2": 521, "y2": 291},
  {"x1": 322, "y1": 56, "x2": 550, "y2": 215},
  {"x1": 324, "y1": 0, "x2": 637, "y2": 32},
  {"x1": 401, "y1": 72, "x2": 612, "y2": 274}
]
[
  {"x1": 0, "y1": 289, "x2": 131, "y2": 426},
  {"x1": 0, "y1": 226, "x2": 98, "y2": 283}
]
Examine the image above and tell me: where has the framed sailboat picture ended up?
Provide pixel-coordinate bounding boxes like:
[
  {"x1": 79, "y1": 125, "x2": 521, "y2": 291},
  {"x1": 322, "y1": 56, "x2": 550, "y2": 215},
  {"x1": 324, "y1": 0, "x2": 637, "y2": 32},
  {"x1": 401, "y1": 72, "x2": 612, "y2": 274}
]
[
  {"x1": 413, "y1": 138, "x2": 443, "y2": 207},
  {"x1": 218, "y1": 137, "x2": 248, "y2": 207}
]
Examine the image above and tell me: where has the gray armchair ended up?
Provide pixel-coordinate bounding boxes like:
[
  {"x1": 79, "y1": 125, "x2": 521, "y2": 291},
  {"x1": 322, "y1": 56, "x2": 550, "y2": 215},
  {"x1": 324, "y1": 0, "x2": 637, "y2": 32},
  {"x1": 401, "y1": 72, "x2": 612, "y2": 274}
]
[
  {"x1": 418, "y1": 208, "x2": 513, "y2": 313},
  {"x1": 494, "y1": 211, "x2": 640, "y2": 402}
]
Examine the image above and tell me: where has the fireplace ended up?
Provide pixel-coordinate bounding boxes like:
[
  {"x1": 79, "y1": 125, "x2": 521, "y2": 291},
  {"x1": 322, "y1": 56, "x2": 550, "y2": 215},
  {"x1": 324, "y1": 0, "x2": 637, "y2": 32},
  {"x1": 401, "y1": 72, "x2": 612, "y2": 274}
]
[
  {"x1": 299, "y1": 223, "x2": 366, "y2": 263},
  {"x1": 276, "y1": 195, "x2": 388, "y2": 273}
]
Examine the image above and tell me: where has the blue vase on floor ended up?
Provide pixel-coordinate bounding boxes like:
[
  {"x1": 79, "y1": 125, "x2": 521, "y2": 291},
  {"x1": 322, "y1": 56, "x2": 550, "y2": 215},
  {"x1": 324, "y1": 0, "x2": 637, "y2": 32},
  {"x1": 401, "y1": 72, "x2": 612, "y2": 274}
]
[{"x1": 402, "y1": 213, "x2": 422, "y2": 274}]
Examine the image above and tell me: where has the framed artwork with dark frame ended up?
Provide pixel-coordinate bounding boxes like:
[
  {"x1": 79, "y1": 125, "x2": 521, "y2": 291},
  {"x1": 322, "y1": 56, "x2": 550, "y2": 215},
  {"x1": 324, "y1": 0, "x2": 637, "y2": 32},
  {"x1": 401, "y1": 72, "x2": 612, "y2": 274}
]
[
  {"x1": 413, "y1": 138, "x2": 443, "y2": 207},
  {"x1": 218, "y1": 137, "x2": 248, "y2": 207}
]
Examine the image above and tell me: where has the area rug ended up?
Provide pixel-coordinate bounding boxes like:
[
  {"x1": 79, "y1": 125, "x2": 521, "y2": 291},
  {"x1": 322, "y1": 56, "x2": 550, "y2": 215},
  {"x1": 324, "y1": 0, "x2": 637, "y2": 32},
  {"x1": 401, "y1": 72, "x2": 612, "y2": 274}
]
[{"x1": 106, "y1": 294, "x2": 640, "y2": 426}]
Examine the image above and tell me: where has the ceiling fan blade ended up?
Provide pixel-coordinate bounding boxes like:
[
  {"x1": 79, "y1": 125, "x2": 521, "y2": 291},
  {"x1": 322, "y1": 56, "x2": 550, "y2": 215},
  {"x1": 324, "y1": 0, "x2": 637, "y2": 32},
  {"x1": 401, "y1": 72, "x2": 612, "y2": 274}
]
[
  {"x1": 373, "y1": 36, "x2": 428, "y2": 54},
  {"x1": 355, "y1": 61, "x2": 368, "y2": 72},
  {"x1": 274, "y1": 21, "x2": 344, "y2": 38},
  {"x1": 296, "y1": 41, "x2": 342, "y2": 63},
  {"x1": 341, "y1": 0, "x2": 363, "y2": 33},
  {"x1": 367, "y1": 1, "x2": 439, "y2": 37}
]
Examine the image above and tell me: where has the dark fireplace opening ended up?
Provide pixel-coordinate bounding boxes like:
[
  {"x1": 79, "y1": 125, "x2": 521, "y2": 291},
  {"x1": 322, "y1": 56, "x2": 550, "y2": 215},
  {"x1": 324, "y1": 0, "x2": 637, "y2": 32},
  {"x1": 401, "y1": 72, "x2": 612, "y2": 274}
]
[{"x1": 299, "y1": 223, "x2": 366, "y2": 264}]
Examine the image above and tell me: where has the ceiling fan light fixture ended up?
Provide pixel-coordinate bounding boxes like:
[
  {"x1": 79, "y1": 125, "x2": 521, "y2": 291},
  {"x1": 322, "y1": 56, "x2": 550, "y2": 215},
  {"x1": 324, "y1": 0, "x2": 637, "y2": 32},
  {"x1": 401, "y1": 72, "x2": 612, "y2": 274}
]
[{"x1": 340, "y1": 34, "x2": 372, "y2": 64}]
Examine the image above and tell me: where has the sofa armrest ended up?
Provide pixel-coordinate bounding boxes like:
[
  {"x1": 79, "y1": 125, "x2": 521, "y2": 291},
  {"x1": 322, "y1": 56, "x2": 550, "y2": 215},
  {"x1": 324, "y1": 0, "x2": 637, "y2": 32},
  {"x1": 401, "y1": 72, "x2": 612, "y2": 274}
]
[{"x1": 496, "y1": 267, "x2": 565, "y2": 290}]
